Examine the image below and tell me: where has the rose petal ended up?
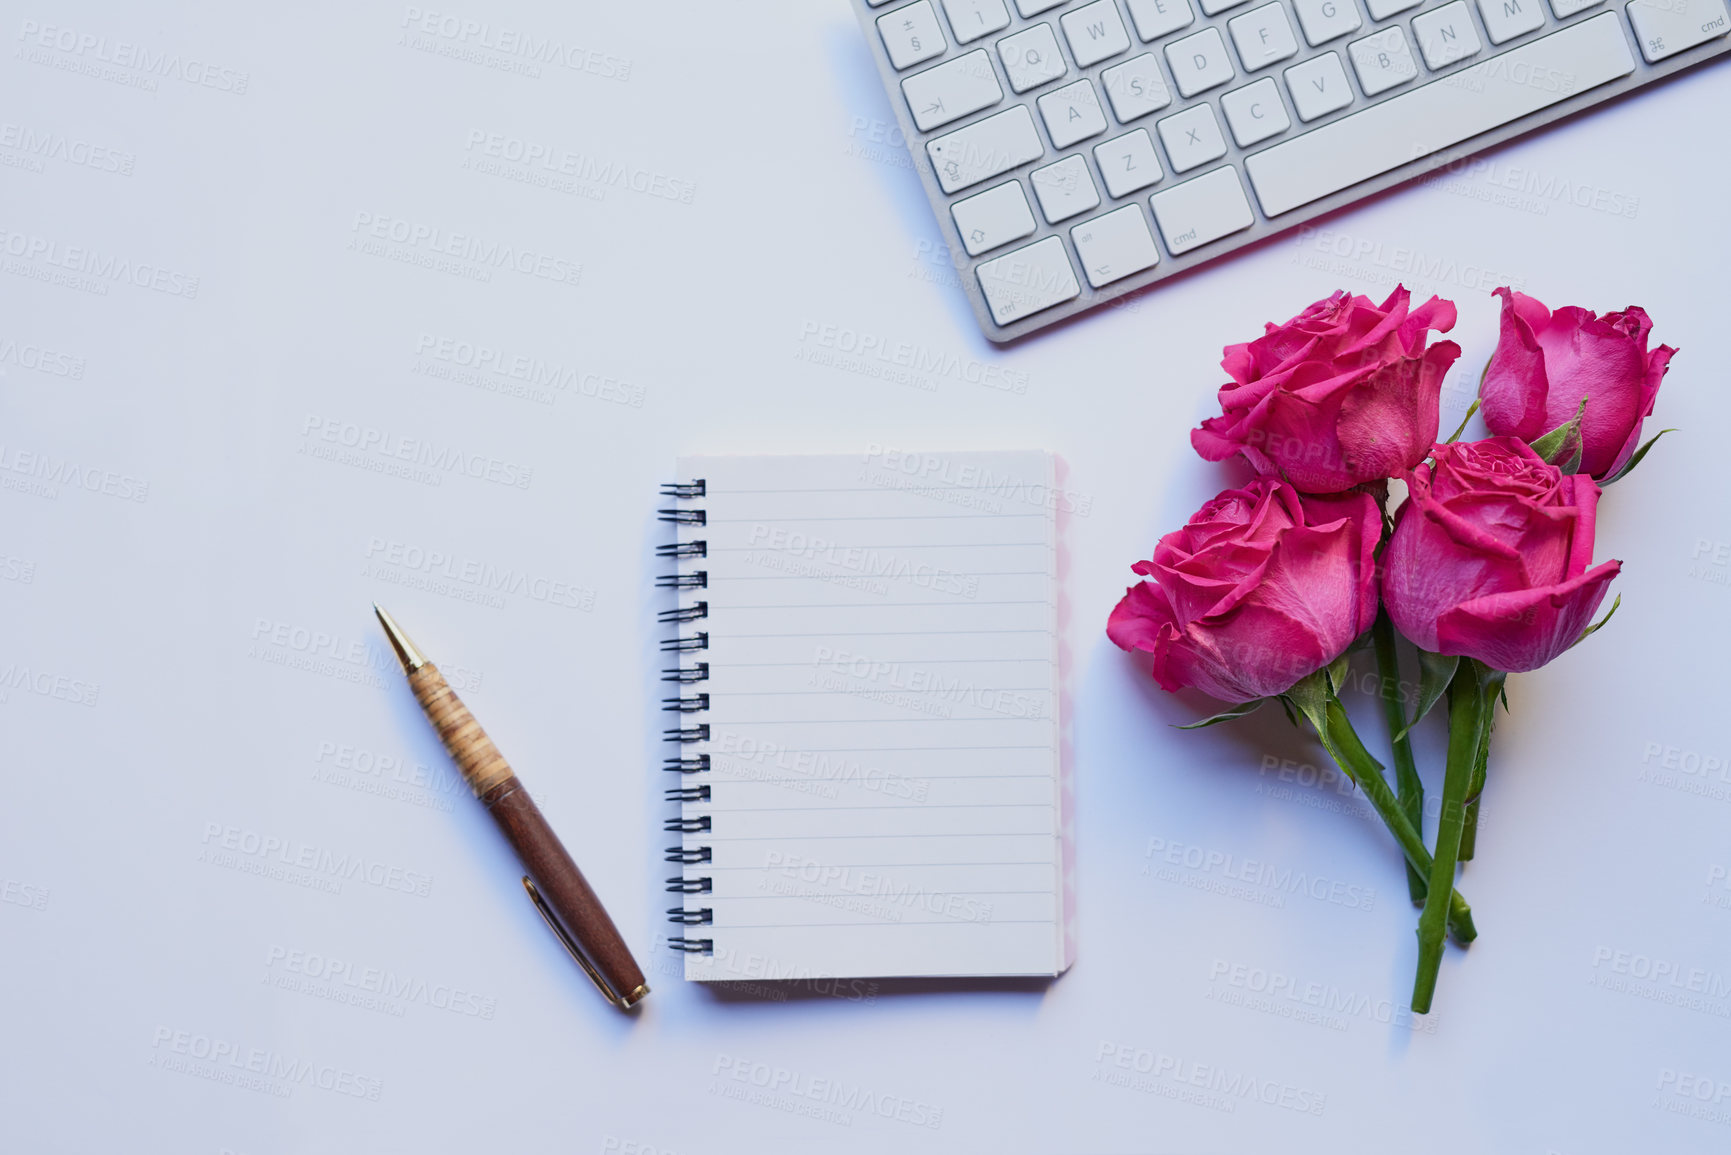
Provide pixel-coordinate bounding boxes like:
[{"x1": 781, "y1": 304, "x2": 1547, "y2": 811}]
[
  {"x1": 1106, "y1": 581, "x2": 1175, "y2": 656},
  {"x1": 1433, "y1": 560, "x2": 1621, "y2": 672},
  {"x1": 1480, "y1": 287, "x2": 1553, "y2": 441}
]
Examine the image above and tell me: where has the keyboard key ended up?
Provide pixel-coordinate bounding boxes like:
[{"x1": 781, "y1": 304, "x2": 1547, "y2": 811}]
[
  {"x1": 1626, "y1": 0, "x2": 1728, "y2": 61},
  {"x1": 1149, "y1": 165, "x2": 1255, "y2": 253},
  {"x1": 1038, "y1": 79, "x2": 1109, "y2": 147},
  {"x1": 1550, "y1": 0, "x2": 1602, "y2": 14},
  {"x1": 1000, "y1": 24, "x2": 1069, "y2": 92},
  {"x1": 1126, "y1": 0, "x2": 1197, "y2": 39},
  {"x1": 1477, "y1": 0, "x2": 1546, "y2": 43},
  {"x1": 1284, "y1": 51, "x2": 1354, "y2": 120},
  {"x1": 941, "y1": 0, "x2": 1012, "y2": 42},
  {"x1": 1072, "y1": 205, "x2": 1161, "y2": 286},
  {"x1": 927, "y1": 106, "x2": 1046, "y2": 193},
  {"x1": 951, "y1": 180, "x2": 1038, "y2": 254},
  {"x1": 1292, "y1": 0, "x2": 1362, "y2": 45},
  {"x1": 1102, "y1": 54, "x2": 1174, "y2": 120},
  {"x1": 1094, "y1": 128, "x2": 1164, "y2": 195},
  {"x1": 902, "y1": 51, "x2": 1005, "y2": 131},
  {"x1": 1156, "y1": 103, "x2": 1227, "y2": 171},
  {"x1": 1062, "y1": 1, "x2": 1134, "y2": 66},
  {"x1": 1031, "y1": 155, "x2": 1103, "y2": 221},
  {"x1": 1228, "y1": 4, "x2": 1300, "y2": 69},
  {"x1": 1221, "y1": 77, "x2": 1293, "y2": 145},
  {"x1": 976, "y1": 236, "x2": 1081, "y2": 324},
  {"x1": 1349, "y1": 27, "x2": 1419, "y2": 95},
  {"x1": 1413, "y1": 2, "x2": 1483, "y2": 68},
  {"x1": 1200, "y1": 0, "x2": 1253, "y2": 14},
  {"x1": 1166, "y1": 28, "x2": 1236, "y2": 96},
  {"x1": 1016, "y1": 0, "x2": 1070, "y2": 13},
  {"x1": 878, "y1": 2, "x2": 947, "y2": 69},
  {"x1": 1245, "y1": 12, "x2": 1635, "y2": 216},
  {"x1": 1365, "y1": 0, "x2": 1423, "y2": 17}
]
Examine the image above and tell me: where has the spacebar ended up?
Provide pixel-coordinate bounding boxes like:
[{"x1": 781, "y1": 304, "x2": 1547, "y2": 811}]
[{"x1": 1244, "y1": 12, "x2": 1636, "y2": 217}]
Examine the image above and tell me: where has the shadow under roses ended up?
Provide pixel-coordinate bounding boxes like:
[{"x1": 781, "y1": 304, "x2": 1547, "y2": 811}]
[{"x1": 1111, "y1": 642, "x2": 1455, "y2": 865}]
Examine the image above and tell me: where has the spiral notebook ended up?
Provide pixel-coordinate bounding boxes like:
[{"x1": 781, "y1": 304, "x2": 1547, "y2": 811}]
[{"x1": 658, "y1": 451, "x2": 1073, "y2": 981}]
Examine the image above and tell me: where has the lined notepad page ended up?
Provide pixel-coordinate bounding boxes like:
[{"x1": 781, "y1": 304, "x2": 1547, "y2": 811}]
[{"x1": 672, "y1": 452, "x2": 1069, "y2": 980}]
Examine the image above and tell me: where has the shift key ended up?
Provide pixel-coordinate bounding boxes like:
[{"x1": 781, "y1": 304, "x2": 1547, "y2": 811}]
[{"x1": 927, "y1": 106, "x2": 1046, "y2": 194}]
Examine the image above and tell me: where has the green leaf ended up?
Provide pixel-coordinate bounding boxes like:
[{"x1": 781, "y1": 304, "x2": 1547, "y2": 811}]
[
  {"x1": 1395, "y1": 649, "x2": 1459, "y2": 742},
  {"x1": 1571, "y1": 593, "x2": 1622, "y2": 648},
  {"x1": 1175, "y1": 698, "x2": 1267, "y2": 729},
  {"x1": 1442, "y1": 397, "x2": 1482, "y2": 445},
  {"x1": 1324, "y1": 651, "x2": 1353, "y2": 696},
  {"x1": 1282, "y1": 669, "x2": 1333, "y2": 739},
  {"x1": 1277, "y1": 696, "x2": 1301, "y2": 728},
  {"x1": 1529, "y1": 397, "x2": 1588, "y2": 473},
  {"x1": 1485, "y1": 670, "x2": 1507, "y2": 715},
  {"x1": 1600, "y1": 428, "x2": 1676, "y2": 485}
]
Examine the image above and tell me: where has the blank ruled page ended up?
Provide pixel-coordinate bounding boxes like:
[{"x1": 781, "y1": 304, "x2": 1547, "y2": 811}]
[{"x1": 669, "y1": 451, "x2": 1067, "y2": 980}]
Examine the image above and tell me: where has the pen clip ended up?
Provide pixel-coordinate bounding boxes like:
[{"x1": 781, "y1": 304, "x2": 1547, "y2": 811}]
[{"x1": 521, "y1": 875, "x2": 624, "y2": 1008}]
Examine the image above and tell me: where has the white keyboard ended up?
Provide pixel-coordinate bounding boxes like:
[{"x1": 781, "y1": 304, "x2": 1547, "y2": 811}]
[{"x1": 854, "y1": 0, "x2": 1729, "y2": 340}]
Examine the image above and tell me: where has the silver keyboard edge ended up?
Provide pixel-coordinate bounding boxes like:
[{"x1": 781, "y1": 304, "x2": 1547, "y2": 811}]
[{"x1": 852, "y1": 2, "x2": 1731, "y2": 344}]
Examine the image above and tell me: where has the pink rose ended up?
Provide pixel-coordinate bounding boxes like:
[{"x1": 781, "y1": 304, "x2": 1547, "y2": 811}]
[
  {"x1": 1192, "y1": 286, "x2": 1462, "y2": 494},
  {"x1": 1382, "y1": 437, "x2": 1620, "y2": 673},
  {"x1": 1108, "y1": 478, "x2": 1380, "y2": 703},
  {"x1": 1479, "y1": 288, "x2": 1676, "y2": 480}
]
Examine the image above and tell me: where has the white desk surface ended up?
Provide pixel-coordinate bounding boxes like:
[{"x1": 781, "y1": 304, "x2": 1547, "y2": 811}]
[{"x1": 4, "y1": 3, "x2": 1729, "y2": 1152}]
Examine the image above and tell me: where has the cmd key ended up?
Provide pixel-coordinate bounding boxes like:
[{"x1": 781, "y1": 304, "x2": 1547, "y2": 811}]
[{"x1": 1626, "y1": 0, "x2": 1729, "y2": 61}]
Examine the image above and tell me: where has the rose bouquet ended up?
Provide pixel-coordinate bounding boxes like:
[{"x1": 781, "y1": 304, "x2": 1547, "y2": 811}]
[{"x1": 1112, "y1": 285, "x2": 1675, "y2": 1011}]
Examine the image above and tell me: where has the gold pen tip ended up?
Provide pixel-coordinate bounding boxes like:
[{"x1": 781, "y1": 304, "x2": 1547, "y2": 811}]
[{"x1": 372, "y1": 603, "x2": 428, "y2": 673}]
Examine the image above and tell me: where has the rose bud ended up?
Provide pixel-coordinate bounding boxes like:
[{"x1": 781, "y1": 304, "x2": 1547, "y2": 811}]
[
  {"x1": 1382, "y1": 437, "x2": 1620, "y2": 673},
  {"x1": 1108, "y1": 478, "x2": 1381, "y2": 703},
  {"x1": 1480, "y1": 287, "x2": 1676, "y2": 480},
  {"x1": 1192, "y1": 286, "x2": 1462, "y2": 494}
]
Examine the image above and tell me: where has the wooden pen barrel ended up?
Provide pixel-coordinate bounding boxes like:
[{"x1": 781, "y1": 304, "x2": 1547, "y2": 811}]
[
  {"x1": 407, "y1": 662, "x2": 648, "y2": 1007},
  {"x1": 479, "y1": 777, "x2": 648, "y2": 1004}
]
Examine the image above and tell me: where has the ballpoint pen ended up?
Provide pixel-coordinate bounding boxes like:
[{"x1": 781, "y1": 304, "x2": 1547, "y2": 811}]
[{"x1": 373, "y1": 604, "x2": 649, "y2": 1010}]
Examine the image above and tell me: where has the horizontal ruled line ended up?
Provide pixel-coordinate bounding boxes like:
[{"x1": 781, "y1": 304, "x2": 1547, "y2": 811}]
[
  {"x1": 713, "y1": 687, "x2": 1054, "y2": 697},
  {"x1": 703, "y1": 485, "x2": 1051, "y2": 495},
  {"x1": 702, "y1": 775, "x2": 1052, "y2": 786},
  {"x1": 712, "y1": 890, "x2": 1056, "y2": 898},
  {"x1": 711, "y1": 920, "x2": 1057, "y2": 928},
  {"x1": 684, "y1": 803, "x2": 1051, "y2": 813},
  {"x1": 695, "y1": 751, "x2": 1045, "y2": 758},
  {"x1": 706, "y1": 602, "x2": 1055, "y2": 612},
  {"x1": 699, "y1": 860, "x2": 1054, "y2": 870},
  {"x1": 707, "y1": 718, "x2": 1053, "y2": 725},
  {"x1": 711, "y1": 572, "x2": 1052, "y2": 581},
  {"x1": 710, "y1": 630, "x2": 1052, "y2": 639},
  {"x1": 717, "y1": 658, "x2": 1053, "y2": 668},
  {"x1": 708, "y1": 514, "x2": 1045, "y2": 522},
  {"x1": 710, "y1": 542, "x2": 1049, "y2": 551},
  {"x1": 698, "y1": 832, "x2": 1054, "y2": 841}
]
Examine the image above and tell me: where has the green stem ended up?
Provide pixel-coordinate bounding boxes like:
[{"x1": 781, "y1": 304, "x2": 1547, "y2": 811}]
[
  {"x1": 1372, "y1": 609, "x2": 1426, "y2": 903},
  {"x1": 1315, "y1": 699, "x2": 1476, "y2": 945},
  {"x1": 1458, "y1": 671, "x2": 1504, "y2": 862},
  {"x1": 1413, "y1": 661, "x2": 1487, "y2": 1013}
]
